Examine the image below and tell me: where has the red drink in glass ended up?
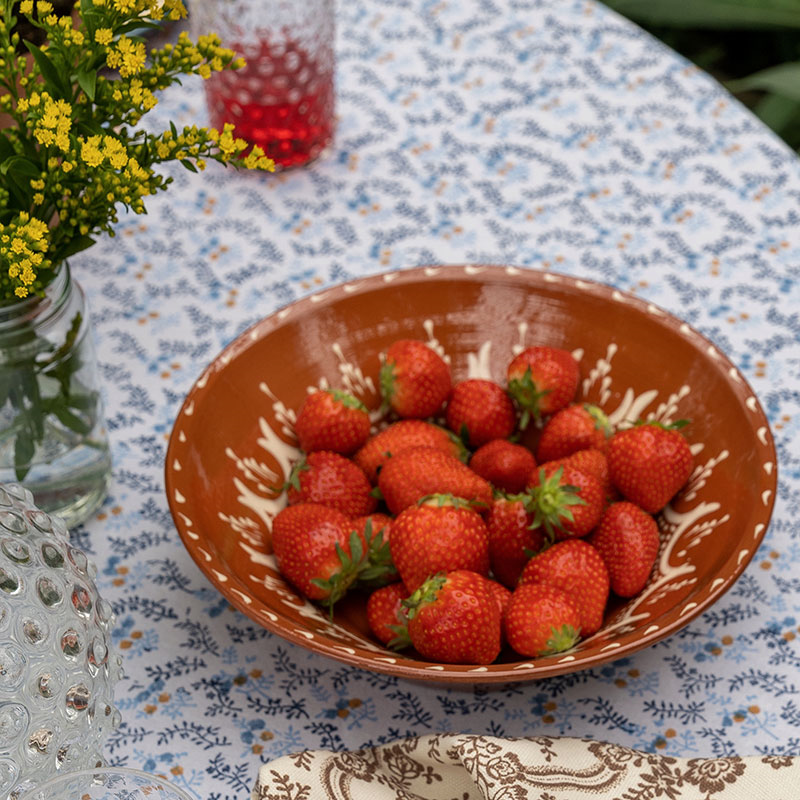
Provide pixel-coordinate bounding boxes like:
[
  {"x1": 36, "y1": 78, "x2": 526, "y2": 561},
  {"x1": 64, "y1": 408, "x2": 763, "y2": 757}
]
[{"x1": 204, "y1": 38, "x2": 335, "y2": 169}]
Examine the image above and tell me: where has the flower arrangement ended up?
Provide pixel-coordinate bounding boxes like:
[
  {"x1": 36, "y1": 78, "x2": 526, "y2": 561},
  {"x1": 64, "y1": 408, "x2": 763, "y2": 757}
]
[
  {"x1": 0, "y1": 0, "x2": 272, "y2": 511},
  {"x1": 0, "y1": 0, "x2": 274, "y2": 304}
]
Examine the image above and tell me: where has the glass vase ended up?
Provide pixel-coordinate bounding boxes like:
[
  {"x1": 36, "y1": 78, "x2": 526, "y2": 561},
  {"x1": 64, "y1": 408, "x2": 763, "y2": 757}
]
[{"x1": 0, "y1": 264, "x2": 111, "y2": 529}]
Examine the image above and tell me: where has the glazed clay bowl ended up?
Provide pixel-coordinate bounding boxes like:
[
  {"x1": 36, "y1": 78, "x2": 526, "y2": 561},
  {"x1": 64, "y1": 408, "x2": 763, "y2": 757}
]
[{"x1": 165, "y1": 265, "x2": 777, "y2": 683}]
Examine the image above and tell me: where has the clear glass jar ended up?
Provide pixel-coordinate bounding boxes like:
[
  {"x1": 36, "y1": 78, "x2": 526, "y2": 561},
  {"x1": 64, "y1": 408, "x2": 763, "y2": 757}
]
[
  {"x1": 191, "y1": 0, "x2": 336, "y2": 169},
  {"x1": 0, "y1": 264, "x2": 111, "y2": 528}
]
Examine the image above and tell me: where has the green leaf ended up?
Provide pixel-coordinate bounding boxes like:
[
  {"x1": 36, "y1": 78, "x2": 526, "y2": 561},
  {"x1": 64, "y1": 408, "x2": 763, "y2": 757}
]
[
  {"x1": 602, "y1": 0, "x2": 800, "y2": 28},
  {"x1": 53, "y1": 235, "x2": 96, "y2": 263},
  {"x1": 727, "y1": 62, "x2": 800, "y2": 102},
  {"x1": 52, "y1": 404, "x2": 92, "y2": 436},
  {"x1": 77, "y1": 66, "x2": 97, "y2": 102},
  {"x1": 24, "y1": 41, "x2": 69, "y2": 98},
  {"x1": 752, "y1": 93, "x2": 800, "y2": 134},
  {"x1": 14, "y1": 433, "x2": 34, "y2": 482},
  {"x1": 179, "y1": 159, "x2": 198, "y2": 173}
]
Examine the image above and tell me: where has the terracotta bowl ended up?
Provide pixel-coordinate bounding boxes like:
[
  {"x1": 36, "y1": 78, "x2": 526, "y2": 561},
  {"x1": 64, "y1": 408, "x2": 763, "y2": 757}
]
[{"x1": 165, "y1": 265, "x2": 777, "y2": 683}]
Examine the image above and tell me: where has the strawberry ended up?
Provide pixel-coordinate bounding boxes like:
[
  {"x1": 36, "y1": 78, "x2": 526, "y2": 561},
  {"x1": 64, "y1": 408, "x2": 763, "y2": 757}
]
[
  {"x1": 606, "y1": 421, "x2": 694, "y2": 513},
  {"x1": 366, "y1": 583, "x2": 410, "y2": 648},
  {"x1": 271, "y1": 503, "x2": 365, "y2": 606},
  {"x1": 503, "y1": 582, "x2": 582, "y2": 657},
  {"x1": 526, "y1": 463, "x2": 604, "y2": 539},
  {"x1": 563, "y1": 448, "x2": 617, "y2": 502},
  {"x1": 352, "y1": 512, "x2": 393, "y2": 544},
  {"x1": 481, "y1": 576, "x2": 512, "y2": 618},
  {"x1": 377, "y1": 446, "x2": 493, "y2": 516},
  {"x1": 379, "y1": 339, "x2": 452, "y2": 419},
  {"x1": 353, "y1": 419, "x2": 466, "y2": 484},
  {"x1": 445, "y1": 379, "x2": 516, "y2": 448},
  {"x1": 404, "y1": 570, "x2": 502, "y2": 664},
  {"x1": 469, "y1": 439, "x2": 537, "y2": 494},
  {"x1": 287, "y1": 451, "x2": 376, "y2": 517},
  {"x1": 352, "y1": 515, "x2": 398, "y2": 588},
  {"x1": 589, "y1": 501, "x2": 660, "y2": 597},
  {"x1": 389, "y1": 494, "x2": 490, "y2": 592},
  {"x1": 519, "y1": 539, "x2": 609, "y2": 636},
  {"x1": 535, "y1": 403, "x2": 611, "y2": 463},
  {"x1": 486, "y1": 492, "x2": 546, "y2": 589},
  {"x1": 293, "y1": 388, "x2": 371, "y2": 455},
  {"x1": 506, "y1": 346, "x2": 579, "y2": 428}
]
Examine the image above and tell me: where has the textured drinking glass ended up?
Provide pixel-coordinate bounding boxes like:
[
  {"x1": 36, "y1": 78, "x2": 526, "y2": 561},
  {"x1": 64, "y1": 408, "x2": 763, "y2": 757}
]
[
  {"x1": 18, "y1": 768, "x2": 194, "y2": 800},
  {"x1": 0, "y1": 483, "x2": 122, "y2": 800},
  {"x1": 191, "y1": 0, "x2": 335, "y2": 169},
  {"x1": 0, "y1": 264, "x2": 112, "y2": 529}
]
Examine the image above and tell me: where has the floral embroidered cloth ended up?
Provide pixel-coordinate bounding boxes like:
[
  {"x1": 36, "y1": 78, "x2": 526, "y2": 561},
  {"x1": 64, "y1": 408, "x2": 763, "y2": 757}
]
[{"x1": 252, "y1": 735, "x2": 799, "y2": 800}]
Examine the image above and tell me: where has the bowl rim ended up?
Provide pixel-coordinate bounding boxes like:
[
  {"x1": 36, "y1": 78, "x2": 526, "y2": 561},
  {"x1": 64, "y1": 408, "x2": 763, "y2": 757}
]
[{"x1": 165, "y1": 264, "x2": 778, "y2": 683}]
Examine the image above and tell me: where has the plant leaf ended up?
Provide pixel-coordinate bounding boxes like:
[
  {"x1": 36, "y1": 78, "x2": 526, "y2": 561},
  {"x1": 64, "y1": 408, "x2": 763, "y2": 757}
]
[
  {"x1": 727, "y1": 62, "x2": 800, "y2": 102},
  {"x1": 24, "y1": 41, "x2": 69, "y2": 98},
  {"x1": 53, "y1": 235, "x2": 96, "y2": 262},
  {"x1": 752, "y1": 93, "x2": 800, "y2": 134},
  {"x1": 602, "y1": 0, "x2": 800, "y2": 28},
  {"x1": 77, "y1": 66, "x2": 97, "y2": 102}
]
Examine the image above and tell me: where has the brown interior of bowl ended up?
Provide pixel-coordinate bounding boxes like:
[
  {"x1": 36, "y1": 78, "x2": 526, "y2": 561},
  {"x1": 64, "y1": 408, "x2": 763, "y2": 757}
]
[{"x1": 166, "y1": 266, "x2": 776, "y2": 682}]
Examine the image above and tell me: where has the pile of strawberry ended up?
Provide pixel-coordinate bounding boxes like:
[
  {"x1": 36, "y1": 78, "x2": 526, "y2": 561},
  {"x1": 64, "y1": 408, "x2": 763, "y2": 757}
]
[{"x1": 270, "y1": 339, "x2": 694, "y2": 665}]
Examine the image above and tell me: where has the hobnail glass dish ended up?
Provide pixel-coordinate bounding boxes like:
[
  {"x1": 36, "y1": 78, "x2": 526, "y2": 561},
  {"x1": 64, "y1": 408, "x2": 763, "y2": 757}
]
[
  {"x1": 0, "y1": 483, "x2": 122, "y2": 800},
  {"x1": 18, "y1": 767, "x2": 193, "y2": 800}
]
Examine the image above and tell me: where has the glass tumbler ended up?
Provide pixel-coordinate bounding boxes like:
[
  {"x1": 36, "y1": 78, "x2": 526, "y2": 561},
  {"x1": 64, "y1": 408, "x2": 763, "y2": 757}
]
[{"x1": 191, "y1": 0, "x2": 335, "y2": 169}]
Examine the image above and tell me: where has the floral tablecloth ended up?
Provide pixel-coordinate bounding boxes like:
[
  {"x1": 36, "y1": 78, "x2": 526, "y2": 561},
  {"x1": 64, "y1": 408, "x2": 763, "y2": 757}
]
[{"x1": 70, "y1": 0, "x2": 800, "y2": 797}]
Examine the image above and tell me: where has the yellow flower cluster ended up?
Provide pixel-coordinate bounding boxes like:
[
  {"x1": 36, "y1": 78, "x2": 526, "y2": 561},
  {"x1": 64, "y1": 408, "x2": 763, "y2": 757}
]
[
  {"x1": 0, "y1": 214, "x2": 52, "y2": 299},
  {"x1": 1, "y1": 0, "x2": 273, "y2": 304}
]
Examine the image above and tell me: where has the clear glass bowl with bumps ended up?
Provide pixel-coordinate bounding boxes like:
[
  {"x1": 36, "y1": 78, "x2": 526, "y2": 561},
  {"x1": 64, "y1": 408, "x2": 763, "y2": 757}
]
[{"x1": 0, "y1": 483, "x2": 122, "y2": 800}]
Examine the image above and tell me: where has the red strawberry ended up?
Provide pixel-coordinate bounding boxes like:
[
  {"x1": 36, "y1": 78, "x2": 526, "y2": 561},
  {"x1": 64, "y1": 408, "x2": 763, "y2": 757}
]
[
  {"x1": 526, "y1": 463, "x2": 604, "y2": 539},
  {"x1": 287, "y1": 451, "x2": 377, "y2": 517},
  {"x1": 606, "y1": 421, "x2": 694, "y2": 513},
  {"x1": 503, "y1": 582, "x2": 582, "y2": 657},
  {"x1": 589, "y1": 501, "x2": 660, "y2": 597},
  {"x1": 366, "y1": 583, "x2": 410, "y2": 648},
  {"x1": 353, "y1": 420, "x2": 466, "y2": 484},
  {"x1": 377, "y1": 446, "x2": 493, "y2": 516},
  {"x1": 536, "y1": 403, "x2": 611, "y2": 463},
  {"x1": 389, "y1": 494, "x2": 490, "y2": 592},
  {"x1": 519, "y1": 539, "x2": 610, "y2": 635},
  {"x1": 486, "y1": 492, "x2": 546, "y2": 589},
  {"x1": 481, "y1": 576, "x2": 512, "y2": 618},
  {"x1": 469, "y1": 439, "x2": 537, "y2": 494},
  {"x1": 445, "y1": 379, "x2": 516, "y2": 448},
  {"x1": 506, "y1": 346, "x2": 579, "y2": 427},
  {"x1": 352, "y1": 512, "x2": 393, "y2": 544},
  {"x1": 379, "y1": 339, "x2": 452, "y2": 419},
  {"x1": 271, "y1": 503, "x2": 364, "y2": 606},
  {"x1": 404, "y1": 570, "x2": 502, "y2": 664},
  {"x1": 563, "y1": 448, "x2": 617, "y2": 502},
  {"x1": 294, "y1": 389, "x2": 371, "y2": 455}
]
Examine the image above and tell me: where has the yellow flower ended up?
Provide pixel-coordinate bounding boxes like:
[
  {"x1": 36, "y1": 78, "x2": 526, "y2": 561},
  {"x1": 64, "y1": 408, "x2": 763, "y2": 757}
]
[
  {"x1": 62, "y1": 161, "x2": 73, "y2": 172},
  {"x1": 95, "y1": 28, "x2": 113, "y2": 45},
  {"x1": 19, "y1": 0, "x2": 33, "y2": 12},
  {"x1": 81, "y1": 136, "x2": 104, "y2": 167},
  {"x1": 33, "y1": 193, "x2": 44, "y2": 204},
  {"x1": 36, "y1": 0, "x2": 52, "y2": 12},
  {"x1": 198, "y1": 64, "x2": 211, "y2": 79},
  {"x1": 14, "y1": 287, "x2": 29, "y2": 298}
]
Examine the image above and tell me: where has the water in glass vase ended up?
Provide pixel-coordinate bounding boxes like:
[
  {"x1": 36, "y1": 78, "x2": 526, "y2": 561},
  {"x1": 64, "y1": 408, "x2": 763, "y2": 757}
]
[{"x1": 0, "y1": 264, "x2": 112, "y2": 528}]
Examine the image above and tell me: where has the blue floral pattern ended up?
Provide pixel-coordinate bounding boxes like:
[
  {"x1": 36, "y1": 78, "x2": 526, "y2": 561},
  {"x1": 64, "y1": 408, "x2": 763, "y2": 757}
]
[{"x1": 69, "y1": 0, "x2": 800, "y2": 796}]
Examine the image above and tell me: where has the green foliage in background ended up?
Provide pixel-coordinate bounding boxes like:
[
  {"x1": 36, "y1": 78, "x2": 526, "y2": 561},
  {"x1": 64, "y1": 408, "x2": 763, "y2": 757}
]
[{"x1": 603, "y1": 0, "x2": 800, "y2": 152}]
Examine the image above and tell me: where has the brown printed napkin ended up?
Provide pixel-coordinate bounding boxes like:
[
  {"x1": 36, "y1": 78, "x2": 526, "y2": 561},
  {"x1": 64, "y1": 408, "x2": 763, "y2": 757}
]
[{"x1": 252, "y1": 734, "x2": 799, "y2": 800}]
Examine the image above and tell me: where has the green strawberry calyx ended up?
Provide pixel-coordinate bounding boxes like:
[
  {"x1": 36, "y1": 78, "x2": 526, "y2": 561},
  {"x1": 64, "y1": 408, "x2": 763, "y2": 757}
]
[
  {"x1": 527, "y1": 466, "x2": 586, "y2": 537},
  {"x1": 418, "y1": 493, "x2": 486, "y2": 512},
  {"x1": 507, "y1": 366, "x2": 551, "y2": 430},
  {"x1": 327, "y1": 388, "x2": 368, "y2": 413},
  {"x1": 378, "y1": 360, "x2": 398, "y2": 413},
  {"x1": 310, "y1": 528, "x2": 368, "y2": 615},
  {"x1": 284, "y1": 456, "x2": 309, "y2": 493},
  {"x1": 584, "y1": 404, "x2": 612, "y2": 437},
  {"x1": 543, "y1": 623, "x2": 580, "y2": 655},
  {"x1": 402, "y1": 572, "x2": 447, "y2": 622},
  {"x1": 354, "y1": 519, "x2": 398, "y2": 589},
  {"x1": 387, "y1": 621, "x2": 412, "y2": 651}
]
